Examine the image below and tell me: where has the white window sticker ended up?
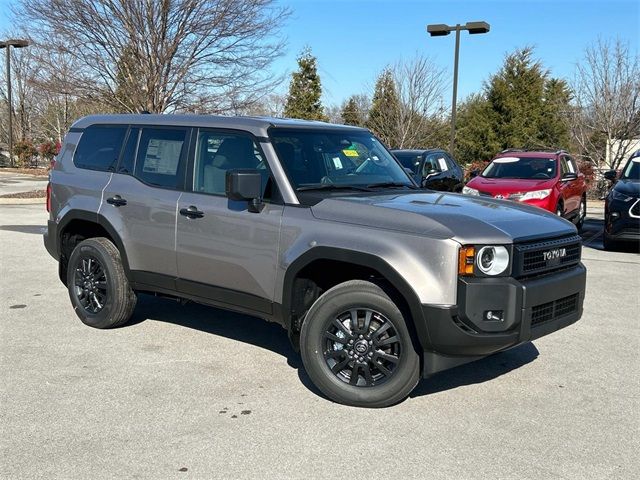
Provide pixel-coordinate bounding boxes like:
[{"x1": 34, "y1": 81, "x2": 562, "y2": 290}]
[
  {"x1": 143, "y1": 139, "x2": 183, "y2": 175},
  {"x1": 438, "y1": 157, "x2": 448, "y2": 171},
  {"x1": 493, "y1": 157, "x2": 520, "y2": 163},
  {"x1": 332, "y1": 157, "x2": 343, "y2": 169}
]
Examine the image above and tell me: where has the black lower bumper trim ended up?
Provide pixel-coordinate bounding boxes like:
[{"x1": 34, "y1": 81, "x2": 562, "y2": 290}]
[{"x1": 420, "y1": 264, "x2": 586, "y2": 377}]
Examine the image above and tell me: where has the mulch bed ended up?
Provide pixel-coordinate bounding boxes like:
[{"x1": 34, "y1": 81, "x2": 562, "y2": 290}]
[{"x1": 0, "y1": 189, "x2": 47, "y2": 199}]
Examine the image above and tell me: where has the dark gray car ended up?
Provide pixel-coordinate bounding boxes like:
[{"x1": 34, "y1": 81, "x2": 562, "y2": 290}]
[
  {"x1": 392, "y1": 148, "x2": 464, "y2": 192},
  {"x1": 44, "y1": 115, "x2": 586, "y2": 407}
]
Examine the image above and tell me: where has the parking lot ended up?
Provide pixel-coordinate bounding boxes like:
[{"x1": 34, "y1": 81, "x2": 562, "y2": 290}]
[{"x1": 1, "y1": 202, "x2": 638, "y2": 480}]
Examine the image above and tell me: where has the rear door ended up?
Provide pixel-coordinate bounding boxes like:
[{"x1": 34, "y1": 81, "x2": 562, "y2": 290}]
[
  {"x1": 175, "y1": 129, "x2": 282, "y2": 311},
  {"x1": 422, "y1": 152, "x2": 450, "y2": 191},
  {"x1": 99, "y1": 126, "x2": 191, "y2": 284}
]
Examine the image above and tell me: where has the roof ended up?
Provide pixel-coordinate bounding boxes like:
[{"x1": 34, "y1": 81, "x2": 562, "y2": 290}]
[
  {"x1": 390, "y1": 148, "x2": 446, "y2": 155},
  {"x1": 70, "y1": 114, "x2": 369, "y2": 137}
]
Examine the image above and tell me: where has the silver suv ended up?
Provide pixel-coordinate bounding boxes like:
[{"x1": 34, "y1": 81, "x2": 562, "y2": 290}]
[{"x1": 44, "y1": 115, "x2": 587, "y2": 407}]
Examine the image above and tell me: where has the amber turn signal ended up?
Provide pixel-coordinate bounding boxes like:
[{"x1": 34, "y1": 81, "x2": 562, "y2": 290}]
[{"x1": 458, "y1": 246, "x2": 475, "y2": 276}]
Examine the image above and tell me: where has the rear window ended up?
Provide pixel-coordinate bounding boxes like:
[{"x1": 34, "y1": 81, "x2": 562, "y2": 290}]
[{"x1": 73, "y1": 125, "x2": 127, "y2": 171}]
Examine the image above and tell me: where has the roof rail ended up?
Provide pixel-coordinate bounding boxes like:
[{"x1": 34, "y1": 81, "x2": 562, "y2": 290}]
[{"x1": 500, "y1": 148, "x2": 568, "y2": 154}]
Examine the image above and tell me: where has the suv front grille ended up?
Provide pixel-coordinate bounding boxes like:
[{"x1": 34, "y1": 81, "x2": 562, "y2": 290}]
[
  {"x1": 531, "y1": 293, "x2": 579, "y2": 326},
  {"x1": 513, "y1": 235, "x2": 582, "y2": 278}
]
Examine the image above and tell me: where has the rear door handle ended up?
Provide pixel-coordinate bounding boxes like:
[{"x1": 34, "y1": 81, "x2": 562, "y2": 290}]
[
  {"x1": 106, "y1": 195, "x2": 127, "y2": 207},
  {"x1": 179, "y1": 205, "x2": 205, "y2": 219}
]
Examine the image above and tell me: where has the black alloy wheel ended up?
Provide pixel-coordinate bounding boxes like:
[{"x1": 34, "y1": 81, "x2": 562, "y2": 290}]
[
  {"x1": 73, "y1": 256, "x2": 108, "y2": 314},
  {"x1": 323, "y1": 308, "x2": 401, "y2": 387}
]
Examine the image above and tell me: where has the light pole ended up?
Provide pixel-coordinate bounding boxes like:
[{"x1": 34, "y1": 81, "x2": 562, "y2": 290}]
[
  {"x1": 426, "y1": 21, "x2": 490, "y2": 155},
  {"x1": 0, "y1": 39, "x2": 30, "y2": 167}
]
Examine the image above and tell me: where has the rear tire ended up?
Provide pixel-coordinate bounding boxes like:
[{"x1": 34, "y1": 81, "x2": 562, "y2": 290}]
[
  {"x1": 300, "y1": 280, "x2": 420, "y2": 408},
  {"x1": 67, "y1": 237, "x2": 137, "y2": 329}
]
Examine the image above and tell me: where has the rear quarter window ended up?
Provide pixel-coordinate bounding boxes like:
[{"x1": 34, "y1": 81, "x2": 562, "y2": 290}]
[{"x1": 73, "y1": 125, "x2": 127, "y2": 171}]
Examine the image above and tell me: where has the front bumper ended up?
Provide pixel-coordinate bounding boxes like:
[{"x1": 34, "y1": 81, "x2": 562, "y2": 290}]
[
  {"x1": 420, "y1": 263, "x2": 586, "y2": 376},
  {"x1": 605, "y1": 198, "x2": 640, "y2": 241}
]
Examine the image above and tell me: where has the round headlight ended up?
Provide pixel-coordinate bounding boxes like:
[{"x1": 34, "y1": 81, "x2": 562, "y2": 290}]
[{"x1": 476, "y1": 246, "x2": 509, "y2": 275}]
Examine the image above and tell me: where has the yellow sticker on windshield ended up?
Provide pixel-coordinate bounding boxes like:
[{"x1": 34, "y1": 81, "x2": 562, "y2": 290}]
[{"x1": 343, "y1": 149, "x2": 359, "y2": 157}]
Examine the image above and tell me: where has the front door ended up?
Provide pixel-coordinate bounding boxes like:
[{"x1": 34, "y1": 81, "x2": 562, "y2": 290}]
[{"x1": 175, "y1": 129, "x2": 282, "y2": 313}]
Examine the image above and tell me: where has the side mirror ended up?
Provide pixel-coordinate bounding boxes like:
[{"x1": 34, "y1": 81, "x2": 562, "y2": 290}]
[
  {"x1": 603, "y1": 170, "x2": 617, "y2": 181},
  {"x1": 469, "y1": 169, "x2": 479, "y2": 178},
  {"x1": 561, "y1": 172, "x2": 578, "y2": 182},
  {"x1": 225, "y1": 169, "x2": 264, "y2": 212}
]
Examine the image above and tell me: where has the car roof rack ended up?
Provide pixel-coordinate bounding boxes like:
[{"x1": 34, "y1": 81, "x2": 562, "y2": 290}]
[{"x1": 500, "y1": 148, "x2": 568, "y2": 155}]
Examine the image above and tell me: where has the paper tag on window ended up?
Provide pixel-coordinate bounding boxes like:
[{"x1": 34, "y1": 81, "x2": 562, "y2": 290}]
[
  {"x1": 438, "y1": 158, "x2": 448, "y2": 171},
  {"x1": 333, "y1": 157, "x2": 343, "y2": 169},
  {"x1": 343, "y1": 149, "x2": 359, "y2": 157}
]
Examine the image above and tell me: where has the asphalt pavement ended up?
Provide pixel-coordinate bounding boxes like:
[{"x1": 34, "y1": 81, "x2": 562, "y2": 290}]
[
  {"x1": 0, "y1": 172, "x2": 48, "y2": 196},
  {"x1": 0, "y1": 204, "x2": 638, "y2": 480}
]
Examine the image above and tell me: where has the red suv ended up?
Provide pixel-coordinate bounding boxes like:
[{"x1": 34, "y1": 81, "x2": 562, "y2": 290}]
[{"x1": 463, "y1": 150, "x2": 587, "y2": 230}]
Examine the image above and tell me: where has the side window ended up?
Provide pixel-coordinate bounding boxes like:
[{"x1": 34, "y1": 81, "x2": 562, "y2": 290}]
[
  {"x1": 73, "y1": 125, "x2": 127, "y2": 171},
  {"x1": 134, "y1": 127, "x2": 189, "y2": 190},
  {"x1": 444, "y1": 154, "x2": 458, "y2": 173},
  {"x1": 566, "y1": 156, "x2": 577, "y2": 173},
  {"x1": 424, "y1": 153, "x2": 447, "y2": 175},
  {"x1": 193, "y1": 130, "x2": 266, "y2": 196},
  {"x1": 560, "y1": 156, "x2": 570, "y2": 176}
]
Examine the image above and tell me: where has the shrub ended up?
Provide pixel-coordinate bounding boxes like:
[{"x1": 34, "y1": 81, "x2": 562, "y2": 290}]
[
  {"x1": 463, "y1": 159, "x2": 490, "y2": 182},
  {"x1": 38, "y1": 140, "x2": 61, "y2": 161},
  {"x1": 12, "y1": 140, "x2": 38, "y2": 168}
]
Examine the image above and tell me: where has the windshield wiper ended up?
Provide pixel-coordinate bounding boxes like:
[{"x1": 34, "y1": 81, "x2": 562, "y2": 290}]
[
  {"x1": 366, "y1": 182, "x2": 418, "y2": 190},
  {"x1": 296, "y1": 184, "x2": 373, "y2": 192}
]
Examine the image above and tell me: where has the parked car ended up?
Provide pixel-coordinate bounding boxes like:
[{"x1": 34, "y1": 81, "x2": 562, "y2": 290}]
[
  {"x1": 603, "y1": 152, "x2": 640, "y2": 250},
  {"x1": 391, "y1": 149, "x2": 464, "y2": 191},
  {"x1": 44, "y1": 116, "x2": 586, "y2": 408},
  {"x1": 463, "y1": 149, "x2": 587, "y2": 230}
]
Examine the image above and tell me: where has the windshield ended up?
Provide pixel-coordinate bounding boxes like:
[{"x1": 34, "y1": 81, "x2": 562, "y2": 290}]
[
  {"x1": 621, "y1": 158, "x2": 640, "y2": 180},
  {"x1": 393, "y1": 153, "x2": 421, "y2": 173},
  {"x1": 270, "y1": 128, "x2": 413, "y2": 190},
  {"x1": 482, "y1": 156, "x2": 557, "y2": 179}
]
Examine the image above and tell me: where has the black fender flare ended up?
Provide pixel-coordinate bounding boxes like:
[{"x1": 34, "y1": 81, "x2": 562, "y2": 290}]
[
  {"x1": 282, "y1": 246, "x2": 431, "y2": 350},
  {"x1": 57, "y1": 209, "x2": 132, "y2": 280}
]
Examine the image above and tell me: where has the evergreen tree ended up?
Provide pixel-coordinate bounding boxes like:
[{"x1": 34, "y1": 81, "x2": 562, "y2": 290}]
[
  {"x1": 455, "y1": 47, "x2": 572, "y2": 163},
  {"x1": 366, "y1": 69, "x2": 400, "y2": 147},
  {"x1": 341, "y1": 96, "x2": 361, "y2": 126},
  {"x1": 284, "y1": 48, "x2": 327, "y2": 121}
]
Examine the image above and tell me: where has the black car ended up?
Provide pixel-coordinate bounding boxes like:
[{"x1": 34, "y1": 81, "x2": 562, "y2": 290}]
[
  {"x1": 391, "y1": 149, "x2": 464, "y2": 192},
  {"x1": 603, "y1": 152, "x2": 640, "y2": 250}
]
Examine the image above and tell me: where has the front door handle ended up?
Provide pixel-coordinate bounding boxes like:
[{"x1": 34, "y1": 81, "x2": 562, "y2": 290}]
[
  {"x1": 106, "y1": 195, "x2": 127, "y2": 207},
  {"x1": 179, "y1": 205, "x2": 205, "y2": 219}
]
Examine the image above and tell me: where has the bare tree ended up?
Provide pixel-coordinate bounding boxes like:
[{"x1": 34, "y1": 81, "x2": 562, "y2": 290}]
[
  {"x1": 16, "y1": 0, "x2": 289, "y2": 113},
  {"x1": 571, "y1": 38, "x2": 640, "y2": 170},
  {"x1": 393, "y1": 54, "x2": 448, "y2": 149},
  {"x1": 367, "y1": 55, "x2": 447, "y2": 149}
]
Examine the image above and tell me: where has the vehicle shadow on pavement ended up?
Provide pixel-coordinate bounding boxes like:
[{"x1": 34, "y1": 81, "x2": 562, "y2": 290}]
[
  {"x1": 127, "y1": 294, "x2": 324, "y2": 397},
  {"x1": 128, "y1": 295, "x2": 542, "y2": 402},
  {"x1": 411, "y1": 342, "x2": 539, "y2": 397},
  {"x1": 0, "y1": 224, "x2": 46, "y2": 234},
  {"x1": 579, "y1": 217, "x2": 640, "y2": 253}
]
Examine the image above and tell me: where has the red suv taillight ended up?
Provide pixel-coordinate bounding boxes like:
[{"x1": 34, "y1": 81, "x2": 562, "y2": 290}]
[{"x1": 46, "y1": 182, "x2": 52, "y2": 212}]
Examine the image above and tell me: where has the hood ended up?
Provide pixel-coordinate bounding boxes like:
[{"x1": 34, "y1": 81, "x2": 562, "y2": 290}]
[
  {"x1": 467, "y1": 176, "x2": 556, "y2": 196},
  {"x1": 310, "y1": 191, "x2": 576, "y2": 244},
  {"x1": 613, "y1": 178, "x2": 640, "y2": 197}
]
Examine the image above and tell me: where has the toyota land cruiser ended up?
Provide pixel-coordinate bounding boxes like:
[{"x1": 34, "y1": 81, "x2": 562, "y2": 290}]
[{"x1": 44, "y1": 115, "x2": 587, "y2": 407}]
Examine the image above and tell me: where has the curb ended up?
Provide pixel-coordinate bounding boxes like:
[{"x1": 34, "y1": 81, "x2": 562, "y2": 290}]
[{"x1": 0, "y1": 197, "x2": 45, "y2": 205}]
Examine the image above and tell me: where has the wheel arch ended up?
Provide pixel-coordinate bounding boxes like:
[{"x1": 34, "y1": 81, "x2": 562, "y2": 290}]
[
  {"x1": 282, "y1": 247, "x2": 429, "y2": 351},
  {"x1": 57, "y1": 210, "x2": 130, "y2": 285}
]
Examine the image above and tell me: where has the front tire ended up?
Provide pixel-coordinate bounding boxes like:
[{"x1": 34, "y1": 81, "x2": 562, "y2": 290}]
[
  {"x1": 300, "y1": 280, "x2": 420, "y2": 408},
  {"x1": 67, "y1": 237, "x2": 137, "y2": 329},
  {"x1": 576, "y1": 196, "x2": 587, "y2": 231}
]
